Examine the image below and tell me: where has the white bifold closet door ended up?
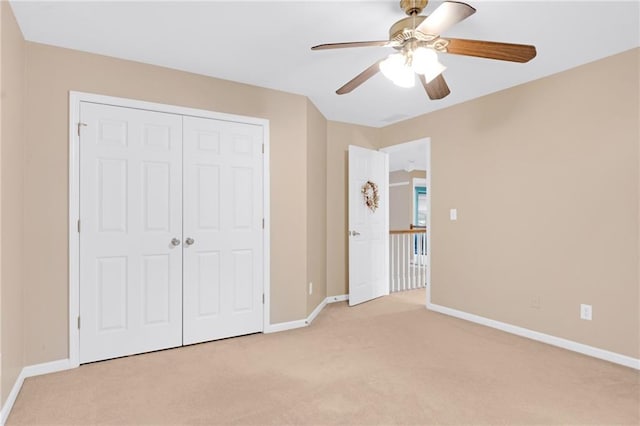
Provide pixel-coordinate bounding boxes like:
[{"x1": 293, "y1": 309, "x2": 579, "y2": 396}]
[
  {"x1": 79, "y1": 103, "x2": 183, "y2": 363},
  {"x1": 182, "y1": 117, "x2": 264, "y2": 345}
]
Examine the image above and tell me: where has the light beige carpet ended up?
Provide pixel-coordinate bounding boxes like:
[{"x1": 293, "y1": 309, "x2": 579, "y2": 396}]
[{"x1": 8, "y1": 290, "x2": 640, "y2": 425}]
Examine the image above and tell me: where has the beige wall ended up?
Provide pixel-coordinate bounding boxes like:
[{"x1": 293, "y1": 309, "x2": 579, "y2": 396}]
[
  {"x1": 1, "y1": 0, "x2": 26, "y2": 405},
  {"x1": 389, "y1": 170, "x2": 426, "y2": 230},
  {"x1": 326, "y1": 121, "x2": 381, "y2": 297},
  {"x1": 306, "y1": 101, "x2": 327, "y2": 315},
  {"x1": 380, "y1": 48, "x2": 640, "y2": 358},
  {"x1": 23, "y1": 42, "x2": 312, "y2": 364}
]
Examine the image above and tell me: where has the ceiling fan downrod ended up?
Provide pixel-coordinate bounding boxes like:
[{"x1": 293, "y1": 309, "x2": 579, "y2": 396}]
[{"x1": 400, "y1": 0, "x2": 429, "y2": 16}]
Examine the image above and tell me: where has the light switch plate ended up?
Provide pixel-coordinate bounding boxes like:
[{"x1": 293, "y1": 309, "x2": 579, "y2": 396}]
[
  {"x1": 580, "y1": 304, "x2": 592, "y2": 320},
  {"x1": 450, "y1": 209, "x2": 457, "y2": 221}
]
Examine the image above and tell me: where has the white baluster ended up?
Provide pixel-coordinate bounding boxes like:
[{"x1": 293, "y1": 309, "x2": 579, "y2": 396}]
[
  {"x1": 419, "y1": 233, "x2": 424, "y2": 288},
  {"x1": 422, "y1": 232, "x2": 427, "y2": 288},
  {"x1": 389, "y1": 235, "x2": 397, "y2": 292},
  {"x1": 410, "y1": 234, "x2": 415, "y2": 290}
]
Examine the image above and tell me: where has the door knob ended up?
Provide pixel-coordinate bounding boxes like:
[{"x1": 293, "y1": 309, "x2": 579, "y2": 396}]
[
  {"x1": 185, "y1": 237, "x2": 195, "y2": 246},
  {"x1": 171, "y1": 238, "x2": 181, "y2": 246},
  {"x1": 350, "y1": 230, "x2": 361, "y2": 236}
]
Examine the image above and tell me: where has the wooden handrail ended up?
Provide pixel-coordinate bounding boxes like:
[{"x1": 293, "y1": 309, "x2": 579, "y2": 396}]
[{"x1": 389, "y1": 229, "x2": 426, "y2": 235}]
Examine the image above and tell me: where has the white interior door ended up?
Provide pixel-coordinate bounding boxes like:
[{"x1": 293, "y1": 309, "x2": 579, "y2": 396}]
[
  {"x1": 79, "y1": 102, "x2": 183, "y2": 363},
  {"x1": 182, "y1": 116, "x2": 264, "y2": 345},
  {"x1": 348, "y1": 145, "x2": 389, "y2": 306}
]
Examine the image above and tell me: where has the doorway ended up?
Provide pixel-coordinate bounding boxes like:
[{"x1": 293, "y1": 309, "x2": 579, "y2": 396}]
[{"x1": 380, "y1": 138, "x2": 431, "y2": 304}]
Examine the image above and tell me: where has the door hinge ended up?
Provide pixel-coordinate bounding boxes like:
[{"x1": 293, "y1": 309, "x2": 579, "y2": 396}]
[
  {"x1": 262, "y1": 294, "x2": 265, "y2": 304},
  {"x1": 77, "y1": 219, "x2": 81, "y2": 233},
  {"x1": 262, "y1": 144, "x2": 264, "y2": 154},
  {"x1": 262, "y1": 218, "x2": 265, "y2": 229},
  {"x1": 77, "y1": 122, "x2": 87, "y2": 137},
  {"x1": 77, "y1": 316, "x2": 81, "y2": 329}
]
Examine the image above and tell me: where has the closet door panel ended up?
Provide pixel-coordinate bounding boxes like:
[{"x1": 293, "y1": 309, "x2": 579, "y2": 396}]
[
  {"x1": 183, "y1": 117, "x2": 264, "y2": 345},
  {"x1": 79, "y1": 102, "x2": 183, "y2": 363}
]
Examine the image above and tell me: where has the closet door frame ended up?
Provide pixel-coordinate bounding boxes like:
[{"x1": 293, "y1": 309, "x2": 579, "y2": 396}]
[{"x1": 68, "y1": 91, "x2": 271, "y2": 368}]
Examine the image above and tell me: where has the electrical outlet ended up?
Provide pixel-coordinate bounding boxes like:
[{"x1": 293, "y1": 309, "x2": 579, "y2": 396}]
[
  {"x1": 450, "y1": 208, "x2": 457, "y2": 221},
  {"x1": 580, "y1": 304, "x2": 592, "y2": 321},
  {"x1": 309, "y1": 282, "x2": 313, "y2": 295}
]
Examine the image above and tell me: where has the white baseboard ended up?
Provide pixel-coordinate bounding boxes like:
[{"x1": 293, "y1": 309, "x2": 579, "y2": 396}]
[
  {"x1": 0, "y1": 358, "x2": 72, "y2": 426},
  {"x1": 428, "y1": 303, "x2": 640, "y2": 370},
  {"x1": 265, "y1": 295, "x2": 349, "y2": 333},
  {"x1": 326, "y1": 294, "x2": 348, "y2": 303},
  {"x1": 22, "y1": 359, "x2": 73, "y2": 378},
  {"x1": 1, "y1": 370, "x2": 24, "y2": 426},
  {"x1": 306, "y1": 298, "x2": 328, "y2": 325},
  {"x1": 264, "y1": 319, "x2": 307, "y2": 333}
]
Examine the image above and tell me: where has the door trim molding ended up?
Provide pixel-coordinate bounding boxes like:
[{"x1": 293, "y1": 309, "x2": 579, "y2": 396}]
[{"x1": 68, "y1": 91, "x2": 271, "y2": 367}]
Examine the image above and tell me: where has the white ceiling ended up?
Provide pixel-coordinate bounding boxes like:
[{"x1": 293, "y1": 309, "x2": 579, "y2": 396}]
[
  {"x1": 10, "y1": 1, "x2": 640, "y2": 127},
  {"x1": 381, "y1": 139, "x2": 429, "y2": 172}
]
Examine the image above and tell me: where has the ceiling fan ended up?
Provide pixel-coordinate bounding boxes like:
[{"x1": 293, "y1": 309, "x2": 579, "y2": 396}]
[{"x1": 311, "y1": 0, "x2": 537, "y2": 100}]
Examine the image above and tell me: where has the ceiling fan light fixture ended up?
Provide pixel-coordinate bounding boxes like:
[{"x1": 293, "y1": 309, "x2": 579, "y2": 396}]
[{"x1": 380, "y1": 53, "x2": 415, "y2": 88}]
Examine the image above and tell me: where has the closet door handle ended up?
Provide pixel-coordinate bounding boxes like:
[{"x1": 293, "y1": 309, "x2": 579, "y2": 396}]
[
  {"x1": 171, "y1": 238, "x2": 181, "y2": 247},
  {"x1": 185, "y1": 237, "x2": 195, "y2": 246}
]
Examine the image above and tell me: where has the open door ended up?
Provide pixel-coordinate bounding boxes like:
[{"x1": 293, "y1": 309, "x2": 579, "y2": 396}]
[{"x1": 348, "y1": 145, "x2": 389, "y2": 306}]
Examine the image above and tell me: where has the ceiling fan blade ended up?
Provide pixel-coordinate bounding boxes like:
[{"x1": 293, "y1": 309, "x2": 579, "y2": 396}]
[
  {"x1": 416, "y1": 1, "x2": 476, "y2": 37},
  {"x1": 445, "y1": 38, "x2": 537, "y2": 63},
  {"x1": 336, "y1": 59, "x2": 384, "y2": 95},
  {"x1": 419, "y1": 74, "x2": 451, "y2": 100},
  {"x1": 312, "y1": 41, "x2": 395, "y2": 50}
]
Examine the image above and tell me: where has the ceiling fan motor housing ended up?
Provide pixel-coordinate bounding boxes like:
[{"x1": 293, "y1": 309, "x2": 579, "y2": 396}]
[{"x1": 389, "y1": 16, "x2": 428, "y2": 42}]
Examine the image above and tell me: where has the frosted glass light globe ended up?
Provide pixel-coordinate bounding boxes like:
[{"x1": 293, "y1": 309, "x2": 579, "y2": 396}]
[
  {"x1": 412, "y1": 47, "x2": 437, "y2": 74},
  {"x1": 392, "y1": 65, "x2": 415, "y2": 88},
  {"x1": 380, "y1": 53, "x2": 415, "y2": 88},
  {"x1": 412, "y1": 47, "x2": 446, "y2": 83},
  {"x1": 380, "y1": 54, "x2": 405, "y2": 80}
]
